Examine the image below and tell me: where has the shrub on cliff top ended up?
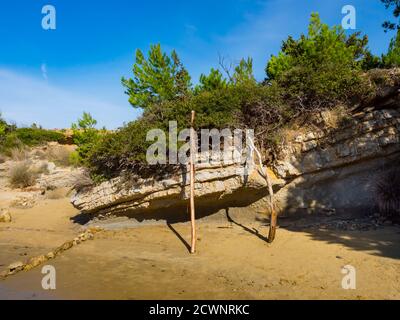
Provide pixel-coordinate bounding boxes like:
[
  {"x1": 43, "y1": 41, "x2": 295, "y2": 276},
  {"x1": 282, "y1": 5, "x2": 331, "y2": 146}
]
[
  {"x1": 266, "y1": 13, "x2": 371, "y2": 110},
  {"x1": 86, "y1": 82, "x2": 279, "y2": 178},
  {"x1": 121, "y1": 44, "x2": 192, "y2": 110},
  {"x1": 71, "y1": 112, "x2": 103, "y2": 165},
  {"x1": 86, "y1": 118, "x2": 156, "y2": 178}
]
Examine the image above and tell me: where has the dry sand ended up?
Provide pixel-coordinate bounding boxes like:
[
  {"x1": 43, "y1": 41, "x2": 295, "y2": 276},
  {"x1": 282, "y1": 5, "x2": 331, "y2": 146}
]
[{"x1": 0, "y1": 195, "x2": 400, "y2": 300}]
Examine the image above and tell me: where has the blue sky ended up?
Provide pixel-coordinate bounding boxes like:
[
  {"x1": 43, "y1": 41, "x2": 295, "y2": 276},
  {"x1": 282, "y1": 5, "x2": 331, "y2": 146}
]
[{"x1": 0, "y1": 0, "x2": 396, "y2": 129}]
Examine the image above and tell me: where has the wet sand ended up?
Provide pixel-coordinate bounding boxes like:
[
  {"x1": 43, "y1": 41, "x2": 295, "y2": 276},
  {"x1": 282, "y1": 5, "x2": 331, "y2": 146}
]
[{"x1": 1, "y1": 197, "x2": 400, "y2": 300}]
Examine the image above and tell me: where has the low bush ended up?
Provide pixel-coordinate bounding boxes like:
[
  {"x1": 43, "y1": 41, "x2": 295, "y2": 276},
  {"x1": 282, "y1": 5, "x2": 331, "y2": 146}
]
[
  {"x1": 0, "y1": 124, "x2": 66, "y2": 156},
  {"x1": 13, "y1": 128, "x2": 66, "y2": 146},
  {"x1": 68, "y1": 151, "x2": 81, "y2": 167},
  {"x1": 9, "y1": 161, "x2": 37, "y2": 189},
  {"x1": 86, "y1": 120, "x2": 152, "y2": 178},
  {"x1": 10, "y1": 147, "x2": 30, "y2": 161},
  {"x1": 71, "y1": 112, "x2": 102, "y2": 165},
  {"x1": 265, "y1": 13, "x2": 371, "y2": 111},
  {"x1": 0, "y1": 132, "x2": 23, "y2": 155}
]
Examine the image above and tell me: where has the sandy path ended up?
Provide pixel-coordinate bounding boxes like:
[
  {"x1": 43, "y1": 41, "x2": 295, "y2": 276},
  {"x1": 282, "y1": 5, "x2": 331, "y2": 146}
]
[{"x1": 1, "y1": 199, "x2": 399, "y2": 299}]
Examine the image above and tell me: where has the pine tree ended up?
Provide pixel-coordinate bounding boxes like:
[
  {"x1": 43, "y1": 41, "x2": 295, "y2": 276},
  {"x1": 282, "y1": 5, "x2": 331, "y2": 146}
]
[{"x1": 122, "y1": 44, "x2": 191, "y2": 109}]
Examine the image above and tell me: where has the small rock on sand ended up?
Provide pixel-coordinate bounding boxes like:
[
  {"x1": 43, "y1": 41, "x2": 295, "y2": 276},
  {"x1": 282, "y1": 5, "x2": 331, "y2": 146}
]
[
  {"x1": 0, "y1": 209, "x2": 12, "y2": 223},
  {"x1": 26, "y1": 255, "x2": 47, "y2": 268},
  {"x1": 8, "y1": 261, "x2": 24, "y2": 274},
  {"x1": 46, "y1": 252, "x2": 55, "y2": 260}
]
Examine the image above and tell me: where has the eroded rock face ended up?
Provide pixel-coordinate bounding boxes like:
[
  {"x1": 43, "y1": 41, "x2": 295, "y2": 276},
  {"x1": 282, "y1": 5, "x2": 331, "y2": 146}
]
[
  {"x1": 38, "y1": 166, "x2": 85, "y2": 190},
  {"x1": 274, "y1": 109, "x2": 400, "y2": 178},
  {"x1": 71, "y1": 161, "x2": 284, "y2": 220},
  {"x1": 273, "y1": 108, "x2": 400, "y2": 214},
  {"x1": 71, "y1": 107, "x2": 400, "y2": 219}
]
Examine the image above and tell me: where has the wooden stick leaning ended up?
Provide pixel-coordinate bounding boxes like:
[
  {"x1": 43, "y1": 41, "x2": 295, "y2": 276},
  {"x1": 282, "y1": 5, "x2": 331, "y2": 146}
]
[{"x1": 189, "y1": 110, "x2": 196, "y2": 254}]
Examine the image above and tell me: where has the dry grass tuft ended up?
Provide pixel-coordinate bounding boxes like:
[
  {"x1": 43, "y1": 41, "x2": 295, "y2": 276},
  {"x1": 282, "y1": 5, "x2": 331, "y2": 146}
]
[
  {"x1": 9, "y1": 161, "x2": 38, "y2": 189},
  {"x1": 320, "y1": 106, "x2": 351, "y2": 129},
  {"x1": 10, "y1": 148, "x2": 30, "y2": 161},
  {"x1": 45, "y1": 145, "x2": 74, "y2": 167},
  {"x1": 279, "y1": 127, "x2": 307, "y2": 145},
  {"x1": 32, "y1": 149, "x2": 47, "y2": 160},
  {"x1": 33, "y1": 162, "x2": 50, "y2": 175}
]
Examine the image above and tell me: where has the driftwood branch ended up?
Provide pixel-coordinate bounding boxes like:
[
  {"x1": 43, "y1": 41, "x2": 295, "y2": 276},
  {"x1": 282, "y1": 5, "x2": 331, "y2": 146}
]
[{"x1": 247, "y1": 136, "x2": 277, "y2": 243}]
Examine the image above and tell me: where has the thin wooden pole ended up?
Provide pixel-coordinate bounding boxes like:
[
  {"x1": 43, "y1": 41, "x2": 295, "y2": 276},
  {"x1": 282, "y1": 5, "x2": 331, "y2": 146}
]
[{"x1": 189, "y1": 110, "x2": 196, "y2": 254}]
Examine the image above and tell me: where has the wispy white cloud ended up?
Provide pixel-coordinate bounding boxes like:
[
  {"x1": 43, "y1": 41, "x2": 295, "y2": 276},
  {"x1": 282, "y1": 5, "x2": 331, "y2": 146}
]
[
  {"x1": 0, "y1": 68, "x2": 136, "y2": 129},
  {"x1": 41, "y1": 63, "x2": 48, "y2": 81},
  {"x1": 177, "y1": 0, "x2": 315, "y2": 81},
  {"x1": 184, "y1": 24, "x2": 198, "y2": 36}
]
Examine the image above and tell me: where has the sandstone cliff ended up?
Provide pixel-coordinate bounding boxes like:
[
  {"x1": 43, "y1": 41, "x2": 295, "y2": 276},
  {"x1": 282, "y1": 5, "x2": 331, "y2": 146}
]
[
  {"x1": 71, "y1": 100, "x2": 400, "y2": 221},
  {"x1": 71, "y1": 159, "x2": 285, "y2": 221},
  {"x1": 272, "y1": 108, "x2": 400, "y2": 215}
]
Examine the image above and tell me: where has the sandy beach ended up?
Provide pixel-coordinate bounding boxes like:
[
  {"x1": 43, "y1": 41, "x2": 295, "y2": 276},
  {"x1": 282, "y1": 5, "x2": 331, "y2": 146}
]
[{"x1": 1, "y1": 196, "x2": 399, "y2": 300}]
